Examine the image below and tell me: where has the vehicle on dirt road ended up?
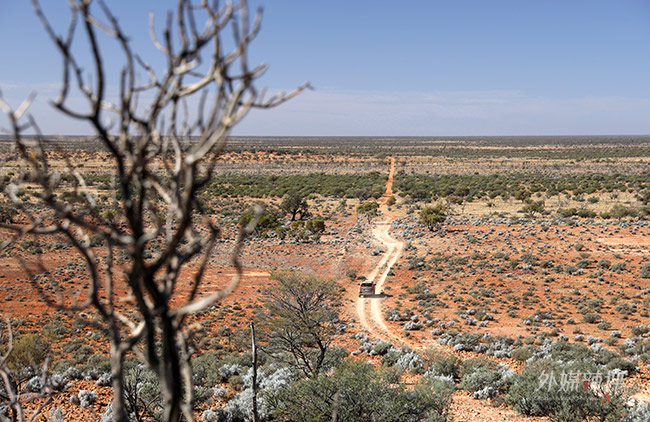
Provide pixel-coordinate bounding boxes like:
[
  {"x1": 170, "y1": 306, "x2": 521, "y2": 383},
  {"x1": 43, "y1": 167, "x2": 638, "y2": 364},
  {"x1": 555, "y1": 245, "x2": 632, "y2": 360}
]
[{"x1": 358, "y1": 281, "x2": 376, "y2": 297}]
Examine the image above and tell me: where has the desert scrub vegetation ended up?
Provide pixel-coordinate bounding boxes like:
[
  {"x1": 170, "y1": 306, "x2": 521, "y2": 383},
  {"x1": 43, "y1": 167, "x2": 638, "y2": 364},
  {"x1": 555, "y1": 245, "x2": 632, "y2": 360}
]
[
  {"x1": 400, "y1": 144, "x2": 650, "y2": 159},
  {"x1": 458, "y1": 358, "x2": 514, "y2": 399},
  {"x1": 0, "y1": 201, "x2": 17, "y2": 223},
  {"x1": 195, "y1": 338, "x2": 455, "y2": 422},
  {"x1": 427, "y1": 327, "x2": 645, "y2": 419},
  {"x1": 505, "y1": 357, "x2": 635, "y2": 422},
  {"x1": 395, "y1": 171, "x2": 650, "y2": 203},
  {"x1": 436, "y1": 331, "x2": 515, "y2": 358},
  {"x1": 354, "y1": 333, "x2": 640, "y2": 420},
  {"x1": 144, "y1": 135, "x2": 650, "y2": 158},
  {"x1": 200, "y1": 172, "x2": 387, "y2": 199},
  {"x1": 265, "y1": 360, "x2": 454, "y2": 422}
]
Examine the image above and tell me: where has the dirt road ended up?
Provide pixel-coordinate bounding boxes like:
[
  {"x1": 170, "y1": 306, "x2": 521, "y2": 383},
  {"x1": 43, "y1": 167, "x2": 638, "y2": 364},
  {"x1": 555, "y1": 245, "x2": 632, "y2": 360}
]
[{"x1": 355, "y1": 157, "x2": 415, "y2": 347}]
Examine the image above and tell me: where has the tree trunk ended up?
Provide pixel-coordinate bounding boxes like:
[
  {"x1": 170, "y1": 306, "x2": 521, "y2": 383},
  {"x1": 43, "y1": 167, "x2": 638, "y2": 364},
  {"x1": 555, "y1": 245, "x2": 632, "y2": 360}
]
[
  {"x1": 330, "y1": 389, "x2": 340, "y2": 422},
  {"x1": 110, "y1": 350, "x2": 128, "y2": 422},
  {"x1": 251, "y1": 322, "x2": 259, "y2": 422},
  {"x1": 161, "y1": 316, "x2": 183, "y2": 422}
]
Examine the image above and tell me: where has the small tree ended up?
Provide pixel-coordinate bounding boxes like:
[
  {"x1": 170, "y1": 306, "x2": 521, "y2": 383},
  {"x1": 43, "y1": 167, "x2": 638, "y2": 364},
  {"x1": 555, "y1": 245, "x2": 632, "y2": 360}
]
[
  {"x1": 281, "y1": 191, "x2": 309, "y2": 221},
  {"x1": 420, "y1": 204, "x2": 446, "y2": 231},
  {"x1": 357, "y1": 201, "x2": 379, "y2": 222},
  {"x1": 260, "y1": 271, "x2": 342, "y2": 378},
  {"x1": 514, "y1": 189, "x2": 532, "y2": 202},
  {"x1": 522, "y1": 199, "x2": 545, "y2": 217}
]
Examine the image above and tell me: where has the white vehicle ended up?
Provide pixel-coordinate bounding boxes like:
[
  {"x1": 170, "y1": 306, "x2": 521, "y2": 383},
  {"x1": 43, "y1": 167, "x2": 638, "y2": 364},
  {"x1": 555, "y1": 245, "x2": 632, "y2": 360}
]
[{"x1": 358, "y1": 281, "x2": 376, "y2": 297}]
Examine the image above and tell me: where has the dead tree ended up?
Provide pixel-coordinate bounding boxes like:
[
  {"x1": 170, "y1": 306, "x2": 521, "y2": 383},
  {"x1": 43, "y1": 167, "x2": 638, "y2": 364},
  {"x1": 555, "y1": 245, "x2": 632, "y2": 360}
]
[{"x1": 0, "y1": 0, "x2": 308, "y2": 421}]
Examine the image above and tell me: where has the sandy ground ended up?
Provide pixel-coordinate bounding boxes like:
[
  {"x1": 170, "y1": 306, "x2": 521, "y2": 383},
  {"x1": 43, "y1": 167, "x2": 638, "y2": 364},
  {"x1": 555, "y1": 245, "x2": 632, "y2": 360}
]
[
  {"x1": 353, "y1": 158, "x2": 551, "y2": 421},
  {"x1": 3, "y1": 150, "x2": 650, "y2": 421}
]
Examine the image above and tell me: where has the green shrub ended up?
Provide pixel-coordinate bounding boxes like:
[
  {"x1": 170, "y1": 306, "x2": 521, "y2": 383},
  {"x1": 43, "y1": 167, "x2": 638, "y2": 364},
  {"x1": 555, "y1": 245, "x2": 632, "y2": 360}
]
[
  {"x1": 640, "y1": 264, "x2": 650, "y2": 278},
  {"x1": 596, "y1": 321, "x2": 611, "y2": 330},
  {"x1": 5, "y1": 334, "x2": 50, "y2": 372},
  {"x1": 0, "y1": 202, "x2": 17, "y2": 223},
  {"x1": 257, "y1": 214, "x2": 279, "y2": 230},
  {"x1": 428, "y1": 354, "x2": 460, "y2": 379},
  {"x1": 62, "y1": 338, "x2": 84, "y2": 353},
  {"x1": 610, "y1": 263, "x2": 626, "y2": 272},
  {"x1": 305, "y1": 218, "x2": 325, "y2": 233},
  {"x1": 609, "y1": 205, "x2": 637, "y2": 219},
  {"x1": 239, "y1": 211, "x2": 254, "y2": 227},
  {"x1": 372, "y1": 342, "x2": 393, "y2": 356},
  {"x1": 124, "y1": 364, "x2": 162, "y2": 419},
  {"x1": 267, "y1": 360, "x2": 454, "y2": 422},
  {"x1": 558, "y1": 208, "x2": 577, "y2": 218},
  {"x1": 459, "y1": 366, "x2": 502, "y2": 393},
  {"x1": 506, "y1": 360, "x2": 630, "y2": 421},
  {"x1": 565, "y1": 265, "x2": 578, "y2": 275},
  {"x1": 420, "y1": 205, "x2": 447, "y2": 230},
  {"x1": 357, "y1": 201, "x2": 379, "y2": 221},
  {"x1": 395, "y1": 171, "x2": 650, "y2": 205},
  {"x1": 459, "y1": 358, "x2": 497, "y2": 379},
  {"x1": 615, "y1": 303, "x2": 634, "y2": 315},
  {"x1": 597, "y1": 259, "x2": 611, "y2": 269},
  {"x1": 202, "y1": 172, "x2": 387, "y2": 200},
  {"x1": 548, "y1": 342, "x2": 592, "y2": 362},
  {"x1": 631, "y1": 326, "x2": 649, "y2": 336},
  {"x1": 78, "y1": 353, "x2": 111, "y2": 374},
  {"x1": 577, "y1": 209, "x2": 597, "y2": 218},
  {"x1": 72, "y1": 345, "x2": 94, "y2": 364},
  {"x1": 290, "y1": 220, "x2": 304, "y2": 230},
  {"x1": 522, "y1": 199, "x2": 545, "y2": 216},
  {"x1": 52, "y1": 359, "x2": 75, "y2": 373},
  {"x1": 594, "y1": 348, "x2": 619, "y2": 366},
  {"x1": 583, "y1": 313, "x2": 601, "y2": 324},
  {"x1": 511, "y1": 346, "x2": 534, "y2": 362},
  {"x1": 43, "y1": 316, "x2": 69, "y2": 337},
  {"x1": 192, "y1": 351, "x2": 222, "y2": 388},
  {"x1": 380, "y1": 349, "x2": 402, "y2": 367},
  {"x1": 605, "y1": 357, "x2": 637, "y2": 375},
  {"x1": 521, "y1": 252, "x2": 538, "y2": 265}
]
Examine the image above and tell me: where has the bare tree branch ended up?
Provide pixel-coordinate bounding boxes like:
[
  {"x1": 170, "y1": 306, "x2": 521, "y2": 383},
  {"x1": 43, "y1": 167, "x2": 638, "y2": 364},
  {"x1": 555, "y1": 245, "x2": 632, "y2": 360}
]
[{"x1": 1, "y1": 0, "x2": 307, "y2": 420}]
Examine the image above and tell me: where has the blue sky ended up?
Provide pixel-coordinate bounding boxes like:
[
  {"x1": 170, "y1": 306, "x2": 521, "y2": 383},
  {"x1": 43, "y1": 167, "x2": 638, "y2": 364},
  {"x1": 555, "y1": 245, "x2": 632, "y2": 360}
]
[{"x1": 1, "y1": 1, "x2": 650, "y2": 136}]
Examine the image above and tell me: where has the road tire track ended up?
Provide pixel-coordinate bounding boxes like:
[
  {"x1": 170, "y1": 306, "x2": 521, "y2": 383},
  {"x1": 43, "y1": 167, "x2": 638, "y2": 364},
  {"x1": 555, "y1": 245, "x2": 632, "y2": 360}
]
[{"x1": 355, "y1": 157, "x2": 414, "y2": 347}]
